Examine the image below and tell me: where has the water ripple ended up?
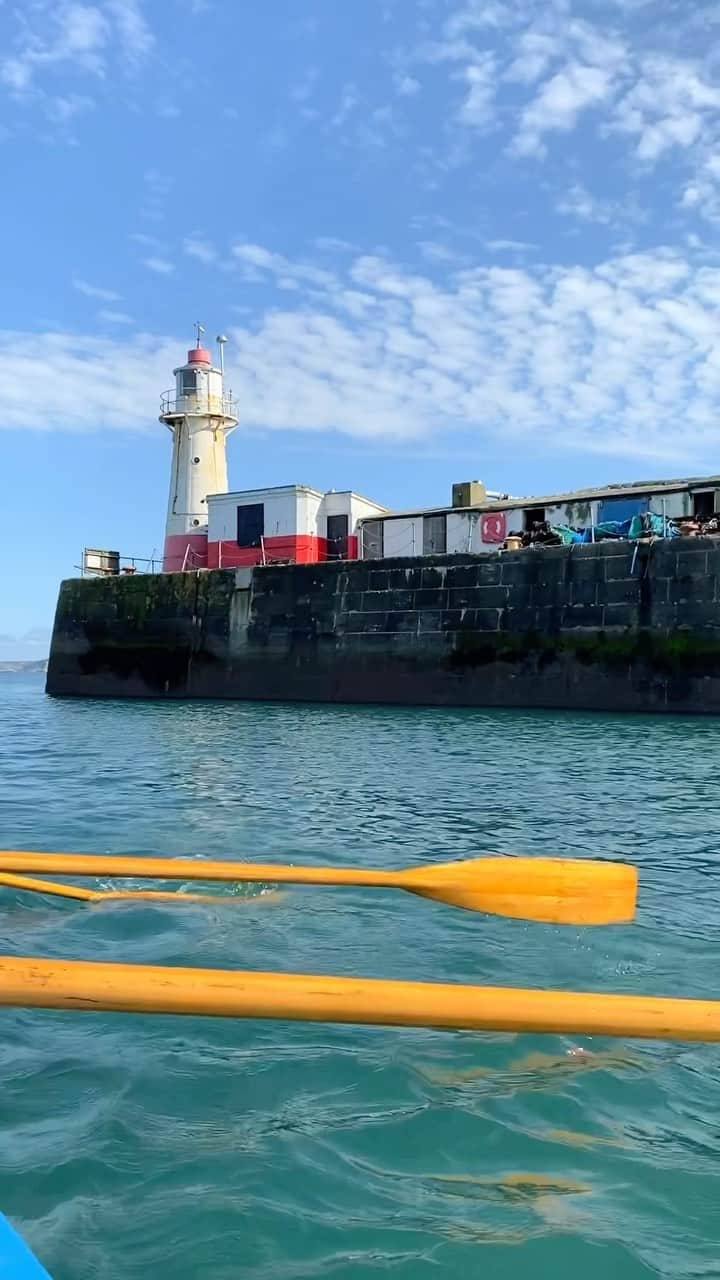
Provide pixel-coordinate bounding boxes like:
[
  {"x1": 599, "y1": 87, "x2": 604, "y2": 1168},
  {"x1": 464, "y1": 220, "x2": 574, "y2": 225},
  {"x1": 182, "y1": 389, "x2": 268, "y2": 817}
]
[{"x1": 2, "y1": 675, "x2": 720, "y2": 1278}]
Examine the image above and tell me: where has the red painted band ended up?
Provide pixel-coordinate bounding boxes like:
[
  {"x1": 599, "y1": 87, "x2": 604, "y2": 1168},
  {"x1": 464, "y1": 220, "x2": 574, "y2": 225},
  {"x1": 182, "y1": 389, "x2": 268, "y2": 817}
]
[{"x1": 163, "y1": 532, "x2": 208, "y2": 572}]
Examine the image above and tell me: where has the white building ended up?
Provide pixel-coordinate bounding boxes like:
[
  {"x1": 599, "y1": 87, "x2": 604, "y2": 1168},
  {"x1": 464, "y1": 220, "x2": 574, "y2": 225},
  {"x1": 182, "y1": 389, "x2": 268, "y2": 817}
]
[
  {"x1": 206, "y1": 486, "x2": 387, "y2": 567},
  {"x1": 356, "y1": 476, "x2": 720, "y2": 559}
]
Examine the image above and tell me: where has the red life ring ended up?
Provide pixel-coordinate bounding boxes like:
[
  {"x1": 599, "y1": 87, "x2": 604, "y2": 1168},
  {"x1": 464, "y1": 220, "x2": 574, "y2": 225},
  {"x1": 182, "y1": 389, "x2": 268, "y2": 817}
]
[{"x1": 480, "y1": 512, "x2": 507, "y2": 543}]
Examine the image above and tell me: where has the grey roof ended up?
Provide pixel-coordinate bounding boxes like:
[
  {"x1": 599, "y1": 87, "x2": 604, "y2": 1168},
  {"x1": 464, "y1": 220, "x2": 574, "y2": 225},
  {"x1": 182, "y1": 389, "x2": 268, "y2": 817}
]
[{"x1": 357, "y1": 474, "x2": 720, "y2": 523}]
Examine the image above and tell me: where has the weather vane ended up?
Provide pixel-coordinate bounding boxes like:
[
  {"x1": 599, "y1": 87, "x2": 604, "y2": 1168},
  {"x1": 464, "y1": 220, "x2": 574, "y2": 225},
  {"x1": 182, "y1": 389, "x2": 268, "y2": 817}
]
[{"x1": 194, "y1": 321, "x2": 205, "y2": 347}]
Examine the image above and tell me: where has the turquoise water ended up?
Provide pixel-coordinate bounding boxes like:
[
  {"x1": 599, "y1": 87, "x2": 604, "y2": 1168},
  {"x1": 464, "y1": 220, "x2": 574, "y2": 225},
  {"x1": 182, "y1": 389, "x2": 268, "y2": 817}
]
[{"x1": 2, "y1": 675, "x2": 720, "y2": 1279}]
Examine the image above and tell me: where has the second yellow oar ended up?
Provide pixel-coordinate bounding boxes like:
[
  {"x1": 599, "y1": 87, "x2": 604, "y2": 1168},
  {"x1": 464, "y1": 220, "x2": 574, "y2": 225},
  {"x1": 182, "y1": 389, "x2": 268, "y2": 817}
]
[
  {"x1": 0, "y1": 851, "x2": 637, "y2": 925},
  {"x1": 0, "y1": 872, "x2": 233, "y2": 906},
  {"x1": 0, "y1": 954, "x2": 715, "y2": 1041}
]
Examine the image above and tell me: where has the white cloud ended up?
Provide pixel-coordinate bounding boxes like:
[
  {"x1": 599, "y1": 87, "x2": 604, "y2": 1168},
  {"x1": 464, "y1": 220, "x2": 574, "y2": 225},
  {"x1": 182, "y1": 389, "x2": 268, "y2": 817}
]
[
  {"x1": 98, "y1": 309, "x2": 134, "y2": 324},
  {"x1": 233, "y1": 244, "x2": 278, "y2": 271},
  {"x1": 360, "y1": 104, "x2": 403, "y2": 149},
  {"x1": 0, "y1": 627, "x2": 52, "y2": 660},
  {"x1": 638, "y1": 115, "x2": 701, "y2": 162},
  {"x1": 557, "y1": 183, "x2": 617, "y2": 224},
  {"x1": 1, "y1": 4, "x2": 108, "y2": 92},
  {"x1": 611, "y1": 55, "x2": 720, "y2": 164},
  {"x1": 23, "y1": 627, "x2": 52, "y2": 645},
  {"x1": 314, "y1": 237, "x2": 356, "y2": 253},
  {"x1": 394, "y1": 73, "x2": 420, "y2": 97},
  {"x1": 513, "y1": 62, "x2": 617, "y2": 157},
  {"x1": 183, "y1": 237, "x2": 217, "y2": 264},
  {"x1": 446, "y1": 1, "x2": 515, "y2": 38},
  {"x1": 232, "y1": 242, "x2": 336, "y2": 289},
  {"x1": 47, "y1": 93, "x2": 94, "y2": 122},
  {"x1": 682, "y1": 163, "x2": 720, "y2": 224},
  {"x1": 331, "y1": 84, "x2": 358, "y2": 128},
  {"x1": 504, "y1": 32, "x2": 560, "y2": 85},
  {"x1": 458, "y1": 54, "x2": 496, "y2": 127},
  {"x1": 140, "y1": 169, "x2": 173, "y2": 222},
  {"x1": 0, "y1": 0, "x2": 153, "y2": 99},
  {"x1": 7, "y1": 241, "x2": 720, "y2": 468},
  {"x1": 0, "y1": 332, "x2": 180, "y2": 432},
  {"x1": 394, "y1": 0, "x2": 720, "y2": 243},
  {"x1": 50, "y1": 5, "x2": 109, "y2": 58},
  {"x1": 219, "y1": 245, "x2": 720, "y2": 458},
  {"x1": 129, "y1": 231, "x2": 164, "y2": 249},
  {"x1": 413, "y1": 6, "x2": 630, "y2": 153},
  {"x1": 104, "y1": 0, "x2": 153, "y2": 62},
  {"x1": 485, "y1": 238, "x2": 536, "y2": 252},
  {"x1": 565, "y1": 19, "x2": 628, "y2": 74},
  {"x1": 73, "y1": 278, "x2": 121, "y2": 301},
  {"x1": 1, "y1": 60, "x2": 33, "y2": 93},
  {"x1": 290, "y1": 67, "x2": 317, "y2": 103},
  {"x1": 418, "y1": 241, "x2": 466, "y2": 264},
  {"x1": 414, "y1": 7, "x2": 501, "y2": 128},
  {"x1": 142, "y1": 257, "x2": 175, "y2": 274}
]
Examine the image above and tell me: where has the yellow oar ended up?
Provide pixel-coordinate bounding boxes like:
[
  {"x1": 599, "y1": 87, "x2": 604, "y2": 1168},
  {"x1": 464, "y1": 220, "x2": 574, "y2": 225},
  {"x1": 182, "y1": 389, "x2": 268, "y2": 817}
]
[
  {"x1": 0, "y1": 872, "x2": 234, "y2": 906},
  {"x1": 0, "y1": 954, "x2": 714, "y2": 1041},
  {"x1": 0, "y1": 852, "x2": 637, "y2": 925}
]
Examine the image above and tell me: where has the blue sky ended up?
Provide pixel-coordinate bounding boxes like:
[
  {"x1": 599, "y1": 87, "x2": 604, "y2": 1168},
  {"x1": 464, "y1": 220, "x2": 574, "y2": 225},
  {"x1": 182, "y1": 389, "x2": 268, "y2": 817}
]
[{"x1": 4, "y1": 0, "x2": 720, "y2": 658}]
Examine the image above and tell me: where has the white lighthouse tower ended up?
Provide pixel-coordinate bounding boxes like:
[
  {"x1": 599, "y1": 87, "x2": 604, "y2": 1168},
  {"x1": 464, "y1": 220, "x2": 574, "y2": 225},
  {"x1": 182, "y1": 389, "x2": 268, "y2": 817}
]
[{"x1": 160, "y1": 325, "x2": 238, "y2": 571}]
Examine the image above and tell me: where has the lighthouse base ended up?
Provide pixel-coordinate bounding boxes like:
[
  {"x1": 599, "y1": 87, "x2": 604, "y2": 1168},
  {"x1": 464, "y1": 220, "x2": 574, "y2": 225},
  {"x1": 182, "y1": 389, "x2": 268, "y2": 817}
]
[{"x1": 162, "y1": 532, "x2": 208, "y2": 572}]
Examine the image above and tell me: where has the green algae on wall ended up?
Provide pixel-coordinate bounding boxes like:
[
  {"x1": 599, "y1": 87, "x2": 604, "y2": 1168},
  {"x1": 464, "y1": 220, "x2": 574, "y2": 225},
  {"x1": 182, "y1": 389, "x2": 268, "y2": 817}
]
[{"x1": 47, "y1": 538, "x2": 720, "y2": 711}]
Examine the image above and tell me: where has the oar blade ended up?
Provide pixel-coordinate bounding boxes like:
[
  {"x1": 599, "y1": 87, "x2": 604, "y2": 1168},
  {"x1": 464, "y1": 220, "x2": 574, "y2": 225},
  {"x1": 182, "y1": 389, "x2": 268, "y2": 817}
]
[{"x1": 402, "y1": 857, "x2": 637, "y2": 925}]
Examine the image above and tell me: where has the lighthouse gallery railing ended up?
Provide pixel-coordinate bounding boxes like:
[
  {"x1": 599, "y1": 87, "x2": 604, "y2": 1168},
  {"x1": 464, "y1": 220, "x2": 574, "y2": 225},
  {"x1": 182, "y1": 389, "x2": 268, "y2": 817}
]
[{"x1": 159, "y1": 391, "x2": 238, "y2": 418}]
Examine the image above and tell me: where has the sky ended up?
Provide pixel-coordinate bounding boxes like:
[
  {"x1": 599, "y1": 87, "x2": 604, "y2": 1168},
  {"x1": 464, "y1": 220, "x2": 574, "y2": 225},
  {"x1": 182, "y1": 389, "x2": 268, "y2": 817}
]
[{"x1": 4, "y1": 0, "x2": 720, "y2": 658}]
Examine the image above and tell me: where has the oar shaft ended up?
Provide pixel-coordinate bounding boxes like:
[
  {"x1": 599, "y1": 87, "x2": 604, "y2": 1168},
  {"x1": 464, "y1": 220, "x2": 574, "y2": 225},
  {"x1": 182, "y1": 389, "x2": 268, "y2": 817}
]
[
  {"x1": 0, "y1": 873, "x2": 99, "y2": 902},
  {"x1": 0, "y1": 852, "x2": 397, "y2": 889},
  {"x1": 0, "y1": 956, "x2": 717, "y2": 1041},
  {"x1": 0, "y1": 873, "x2": 268, "y2": 907}
]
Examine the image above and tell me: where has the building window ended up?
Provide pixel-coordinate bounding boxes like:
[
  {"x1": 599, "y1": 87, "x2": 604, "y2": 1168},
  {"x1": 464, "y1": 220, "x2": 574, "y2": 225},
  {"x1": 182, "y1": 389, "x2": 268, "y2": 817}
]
[
  {"x1": 693, "y1": 490, "x2": 717, "y2": 518},
  {"x1": 423, "y1": 514, "x2": 447, "y2": 554},
  {"x1": 362, "y1": 520, "x2": 384, "y2": 560},
  {"x1": 237, "y1": 503, "x2": 265, "y2": 548},
  {"x1": 181, "y1": 369, "x2": 198, "y2": 395},
  {"x1": 523, "y1": 506, "x2": 546, "y2": 532}
]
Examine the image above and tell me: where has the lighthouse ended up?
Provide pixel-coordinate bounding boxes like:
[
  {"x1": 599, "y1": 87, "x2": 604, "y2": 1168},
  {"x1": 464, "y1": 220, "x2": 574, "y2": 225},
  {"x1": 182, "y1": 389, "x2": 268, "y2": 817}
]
[{"x1": 160, "y1": 325, "x2": 238, "y2": 571}]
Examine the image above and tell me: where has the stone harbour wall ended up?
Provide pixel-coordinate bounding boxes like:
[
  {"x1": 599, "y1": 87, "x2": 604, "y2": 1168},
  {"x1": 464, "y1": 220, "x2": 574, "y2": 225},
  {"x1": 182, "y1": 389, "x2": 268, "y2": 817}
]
[{"x1": 46, "y1": 537, "x2": 720, "y2": 713}]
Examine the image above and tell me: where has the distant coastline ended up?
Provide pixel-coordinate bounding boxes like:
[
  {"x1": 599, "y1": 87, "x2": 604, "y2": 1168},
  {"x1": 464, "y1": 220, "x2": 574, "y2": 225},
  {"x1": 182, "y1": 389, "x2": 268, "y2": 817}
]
[{"x1": 0, "y1": 659, "x2": 47, "y2": 674}]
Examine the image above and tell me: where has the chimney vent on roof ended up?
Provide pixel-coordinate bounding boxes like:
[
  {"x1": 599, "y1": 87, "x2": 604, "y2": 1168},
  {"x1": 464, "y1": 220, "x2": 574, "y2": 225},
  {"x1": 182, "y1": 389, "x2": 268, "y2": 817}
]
[{"x1": 452, "y1": 480, "x2": 487, "y2": 508}]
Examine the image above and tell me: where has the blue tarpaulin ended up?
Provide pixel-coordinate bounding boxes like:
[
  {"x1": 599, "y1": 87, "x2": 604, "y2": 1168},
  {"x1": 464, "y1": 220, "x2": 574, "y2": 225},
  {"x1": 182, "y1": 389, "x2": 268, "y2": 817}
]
[
  {"x1": 549, "y1": 513, "x2": 678, "y2": 546},
  {"x1": 597, "y1": 495, "x2": 648, "y2": 524}
]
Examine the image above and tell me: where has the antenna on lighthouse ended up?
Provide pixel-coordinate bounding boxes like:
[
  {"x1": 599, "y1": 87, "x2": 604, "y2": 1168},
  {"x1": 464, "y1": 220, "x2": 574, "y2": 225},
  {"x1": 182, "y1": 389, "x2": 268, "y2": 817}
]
[
  {"x1": 216, "y1": 333, "x2": 228, "y2": 376},
  {"x1": 194, "y1": 321, "x2": 205, "y2": 347}
]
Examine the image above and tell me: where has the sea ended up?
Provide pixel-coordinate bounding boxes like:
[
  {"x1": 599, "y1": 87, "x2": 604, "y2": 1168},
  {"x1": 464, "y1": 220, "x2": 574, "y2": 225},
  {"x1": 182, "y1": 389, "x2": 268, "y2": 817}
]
[{"x1": 2, "y1": 671, "x2": 720, "y2": 1280}]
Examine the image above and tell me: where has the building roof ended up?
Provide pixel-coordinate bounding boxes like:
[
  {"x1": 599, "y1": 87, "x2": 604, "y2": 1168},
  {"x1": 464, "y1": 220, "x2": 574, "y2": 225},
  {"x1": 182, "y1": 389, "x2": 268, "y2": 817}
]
[
  {"x1": 208, "y1": 484, "x2": 325, "y2": 501},
  {"x1": 322, "y1": 489, "x2": 391, "y2": 511},
  {"x1": 356, "y1": 474, "x2": 720, "y2": 523},
  {"x1": 207, "y1": 485, "x2": 390, "y2": 509}
]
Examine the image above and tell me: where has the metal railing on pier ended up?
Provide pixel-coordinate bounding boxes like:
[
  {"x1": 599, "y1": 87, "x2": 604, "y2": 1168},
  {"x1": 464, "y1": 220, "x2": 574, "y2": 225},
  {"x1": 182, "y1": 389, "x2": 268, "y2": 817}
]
[{"x1": 80, "y1": 549, "x2": 162, "y2": 577}]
